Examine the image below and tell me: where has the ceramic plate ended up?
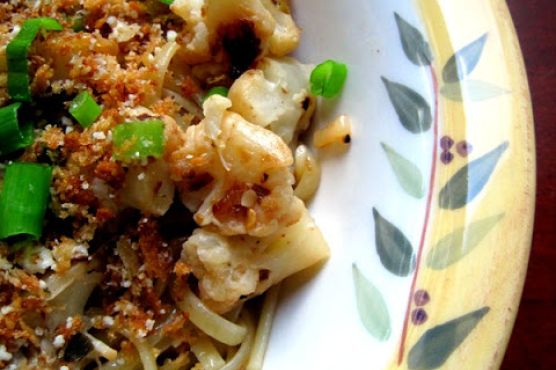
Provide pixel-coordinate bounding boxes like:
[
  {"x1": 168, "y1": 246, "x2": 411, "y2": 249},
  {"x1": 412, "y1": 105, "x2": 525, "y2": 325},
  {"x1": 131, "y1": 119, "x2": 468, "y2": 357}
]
[{"x1": 265, "y1": 0, "x2": 535, "y2": 369}]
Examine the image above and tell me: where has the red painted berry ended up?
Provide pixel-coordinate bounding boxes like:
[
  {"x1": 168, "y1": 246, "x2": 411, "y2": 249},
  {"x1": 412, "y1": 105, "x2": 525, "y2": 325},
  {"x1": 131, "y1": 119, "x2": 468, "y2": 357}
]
[
  {"x1": 414, "y1": 290, "x2": 430, "y2": 306},
  {"x1": 440, "y1": 136, "x2": 454, "y2": 150},
  {"x1": 456, "y1": 141, "x2": 473, "y2": 157},
  {"x1": 440, "y1": 151, "x2": 454, "y2": 164},
  {"x1": 411, "y1": 308, "x2": 428, "y2": 325}
]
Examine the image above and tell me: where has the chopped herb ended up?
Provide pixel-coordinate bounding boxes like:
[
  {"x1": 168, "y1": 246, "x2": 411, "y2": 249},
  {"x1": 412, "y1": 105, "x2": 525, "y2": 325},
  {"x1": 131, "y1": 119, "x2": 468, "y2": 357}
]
[
  {"x1": 7, "y1": 17, "x2": 63, "y2": 102},
  {"x1": 310, "y1": 59, "x2": 348, "y2": 98},
  {"x1": 0, "y1": 163, "x2": 53, "y2": 240},
  {"x1": 69, "y1": 91, "x2": 102, "y2": 128},
  {"x1": 112, "y1": 119, "x2": 165, "y2": 162}
]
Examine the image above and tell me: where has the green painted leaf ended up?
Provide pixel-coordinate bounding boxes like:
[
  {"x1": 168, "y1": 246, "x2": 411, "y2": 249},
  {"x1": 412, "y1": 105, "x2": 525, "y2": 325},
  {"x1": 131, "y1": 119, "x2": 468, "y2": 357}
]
[
  {"x1": 440, "y1": 80, "x2": 509, "y2": 102},
  {"x1": 352, "y1": 264, "x2": 391, "y2": 341},
  {"x1": 373, "y1": 208, "x2": 415, "y2": 276},
  {"x1": 408, "y1": 307, "x2": 490, "y2": 369},
  {"x1": 394, "y1": 13, "x2": 433, "y2": 66},
  {"x1": 443, "y1": 34, "x2": 488, "y2": 82},
  {"x1": 382, "y1": 77, "x2": 432, "y2": 134},
  {"x1": 381, "y1": 142, "x2": 425, "y2": 198},
  {"x1": 427, "y1": 213, "x2": 504, "y2": 269},
  {"x1": 439, "y1": 142, "x2": 508, "y2": 210}
]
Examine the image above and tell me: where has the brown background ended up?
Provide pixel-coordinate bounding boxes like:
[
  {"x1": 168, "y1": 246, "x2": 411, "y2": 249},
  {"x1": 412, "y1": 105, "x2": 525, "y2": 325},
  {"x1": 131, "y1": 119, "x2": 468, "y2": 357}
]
[{"x1": 501, "y1": 1, "x2": 556, "y2": 369}]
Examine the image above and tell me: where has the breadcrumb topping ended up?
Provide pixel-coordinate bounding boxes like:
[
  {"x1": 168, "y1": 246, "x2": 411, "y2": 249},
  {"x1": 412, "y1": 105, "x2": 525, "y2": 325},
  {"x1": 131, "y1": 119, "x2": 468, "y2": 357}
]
[{"x1": 0, "y1": 0, "x2": 325, "y2": 368}]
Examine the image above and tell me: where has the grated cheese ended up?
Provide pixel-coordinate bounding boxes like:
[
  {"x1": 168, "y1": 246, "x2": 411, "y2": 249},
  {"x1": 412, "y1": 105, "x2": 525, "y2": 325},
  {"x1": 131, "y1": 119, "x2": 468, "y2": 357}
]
[
  {"x1": 0, "y1": 344, "x2": 12, "y2": 362},
  {"x1": 52, "y1": 335, "x2": 65, "y2": 348}
]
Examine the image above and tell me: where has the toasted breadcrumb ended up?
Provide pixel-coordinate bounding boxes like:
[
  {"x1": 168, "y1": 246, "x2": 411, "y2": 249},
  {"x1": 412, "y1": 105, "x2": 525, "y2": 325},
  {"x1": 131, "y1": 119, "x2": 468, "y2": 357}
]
[{"x1": 0, "y1": 0, "x2": 326, "y2": 368}]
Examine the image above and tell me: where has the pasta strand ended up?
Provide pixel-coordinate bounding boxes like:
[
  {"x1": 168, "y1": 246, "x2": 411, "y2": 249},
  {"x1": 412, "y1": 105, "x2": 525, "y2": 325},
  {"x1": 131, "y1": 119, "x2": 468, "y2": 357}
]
[
  {"x1": 148, "y1": 41, "x2": 180, "y2": 105},
  {"x1": 221, "y1": 312, "x2": 256, "y2": 370},
  {"x1": 129, "y1": 337, "x2": 159, "y2": 370},
  {"x1": 163, "y1": 88, "x2": 202, "y2": 116},
  {"x1": 246, "y1": 285, "x2": 280, "y2": 370},
  {"x1": 191, "y1": 336, "x2": 226, "y2": 370},
  {"x1": 177, "y1": 287, "x2": 247, "y2": 346},
  {"x1": 84, "y1": 333, "x2": 118, "y2": 361},
  {"x1": 159, "y1": 353, "x2": 191, "y2": 370}
]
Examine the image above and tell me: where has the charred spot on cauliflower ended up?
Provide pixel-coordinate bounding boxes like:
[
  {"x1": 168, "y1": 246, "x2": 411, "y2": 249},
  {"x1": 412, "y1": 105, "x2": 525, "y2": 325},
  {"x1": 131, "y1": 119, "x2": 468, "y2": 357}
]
[{"x1": 219, "y1": 20, "x2": 261, "y2": 78}]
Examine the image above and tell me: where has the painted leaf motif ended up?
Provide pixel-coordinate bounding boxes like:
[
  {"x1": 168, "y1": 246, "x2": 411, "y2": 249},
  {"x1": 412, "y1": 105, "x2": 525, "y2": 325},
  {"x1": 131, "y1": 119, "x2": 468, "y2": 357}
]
[
  {"x1": 427, "y1": 213, "x2": 504, "y2": 269},
  {"x1": 439, "y1": 142, "x2": 509, "y2": 210},
  {"x1": 394, "y1": 13, "x2": 433, "y2": 66},
  {"x1": 408, "y1": 307, "x2": 490, "y2": 369},
  {"x1": 381, "y1": 143, "x2": 425, "y2": 198},
  {"x1": 442, "y1": 34, "x2": 488, "y2": 83},
  {"x1": 382, "y1": 77, "x2": 432, "y2": 134},
  {"x1": 373, "y1": 208, "x2": 415, "y2": 276},
  {"x1": 440, "y1": 80, "x2": 509, "y2": 102},
  {"x1": 352, "y1": 264, "x2": 391, "y2": 341}
]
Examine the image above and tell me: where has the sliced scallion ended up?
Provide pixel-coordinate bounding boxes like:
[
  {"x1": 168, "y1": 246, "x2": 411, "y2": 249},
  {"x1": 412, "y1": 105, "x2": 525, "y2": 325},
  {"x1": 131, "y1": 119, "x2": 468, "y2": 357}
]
[
  {"x1": 69, "y1": 91, "x2": 102, "y2": 128},
  {"x1": 7, "y1": 17, "x2": 63, "y2": 102},
  {"x1": 310, "y1": 60, "x2": 348, "y2": 98},
  {"x1": 112, "y1": 119, "x2": 165, "y2": 161},
  {"x1": 0, "y1": 163, "x2": 52, "y2": 240},
  {"x1": 0, "y1": 102, "x2": 34, "y2": 156},
  {"x1": 71, "y1": 15, "x2": 85, "y2": 32},
  {"x1": 203, "y1": 86, "x2": 229, "y2": 103},
  {"x1": 158, "y1": 0, "x2": 174, "y2": 4}
]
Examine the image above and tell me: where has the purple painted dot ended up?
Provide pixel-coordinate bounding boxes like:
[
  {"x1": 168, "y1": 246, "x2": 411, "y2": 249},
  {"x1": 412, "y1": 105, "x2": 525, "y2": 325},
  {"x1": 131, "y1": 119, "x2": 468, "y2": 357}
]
[
  {"x1": 456, "y1": 141, "x2": 473, "y2": 157},
  {"x1": 439, "y1": 136, "x2": 454, "y2": 150},
  {"x1": 411, "y1": 308, "x2": 428, "y2": 325},
  {"x1": 414, "y1": 290, "x2": 431, "y2": 306},
  {"x1": 440, "y1": 151, "x2": 454, "y2": 165}
]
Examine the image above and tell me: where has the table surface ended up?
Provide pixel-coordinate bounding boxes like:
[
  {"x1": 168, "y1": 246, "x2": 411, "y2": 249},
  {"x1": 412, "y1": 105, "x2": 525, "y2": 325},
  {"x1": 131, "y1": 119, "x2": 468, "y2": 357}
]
[{"x1": 501, "y1": 1, "x2": 556, "y2": 369}]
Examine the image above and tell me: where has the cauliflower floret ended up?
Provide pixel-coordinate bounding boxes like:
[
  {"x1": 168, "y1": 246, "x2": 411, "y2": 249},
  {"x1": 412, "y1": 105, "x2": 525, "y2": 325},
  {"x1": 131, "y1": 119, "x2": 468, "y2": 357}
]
[
  {"x1": 169, "y1": 0, "x2": 210, "y2": 64},
  {"x1": 183, "y1": 229, "x2": 261, "y2": 312},
  {"x1": 120, "y1": 159, "x2": 175, "y2": 216},
  {"x1": 170, "y1": 0, "x2": 300, "y2": 66},
  {"x1": 181, "y1": 206, "x2": 329, "y2": 313},
  {"x1": 258, "y1": 0, "x2": 300, "y2": 56},
  {"x1": 228, "y1": 57, "x2": 316, "y2": 144},
  {"x1": 168, "y1": 95, "x2": 303, "y2": 237},
  {"x1": 16, "y1": 244, "x2": 55, "y2": 274}
]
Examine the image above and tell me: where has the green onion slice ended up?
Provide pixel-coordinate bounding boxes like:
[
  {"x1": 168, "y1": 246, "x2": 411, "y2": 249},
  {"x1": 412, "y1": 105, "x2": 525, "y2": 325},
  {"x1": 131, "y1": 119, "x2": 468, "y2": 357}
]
[
  {"x1": 203, "y1": 86, "x2": 229, "y2": 103},
  {"x1": 69, "y1": 91, "x2": 102, "y2": 128},
  {"x1": 158, "y1": 0, "x2": 174, "y2": 4},
  {"x1": 7, "y1": 17, "x2": 63, "y2": 102},
  {"x1": 71, "y1": 15, "x2": 85, "y2": 32},
  {"x1": 310, "y1": 60, "x2": 348, "y2": 98},
  {"x1": 0, "y1": 102, "x2": 34, "y2": 156},
  {"x1": 0, "y1": 163, "x2": 52, "y2": 240},
  {"x1": 112, "y1": 119, "x2": 165, "y2": 161}
]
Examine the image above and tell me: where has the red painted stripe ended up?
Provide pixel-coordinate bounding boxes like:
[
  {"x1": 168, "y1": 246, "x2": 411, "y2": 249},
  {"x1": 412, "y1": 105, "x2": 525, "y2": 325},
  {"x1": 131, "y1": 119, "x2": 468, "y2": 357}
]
[{"x1": 397, "y1": 65, "x2": 440, "y2": 365}]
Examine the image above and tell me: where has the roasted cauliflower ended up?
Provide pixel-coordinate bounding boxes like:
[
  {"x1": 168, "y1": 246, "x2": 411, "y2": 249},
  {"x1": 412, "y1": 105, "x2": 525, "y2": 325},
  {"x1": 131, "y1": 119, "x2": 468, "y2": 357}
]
[
  {"x1": 228, "y1": 57, "x2": 316, "y2": 144},
  {"x1": 181, "y1": 207, "x2": 329, "y2": 313},
  {"x1": 168, "y1": 95, "x2": 303, "y2": 237},
  {"x1": 171, "y1": 0, "x2": 300, "y2": 70}
]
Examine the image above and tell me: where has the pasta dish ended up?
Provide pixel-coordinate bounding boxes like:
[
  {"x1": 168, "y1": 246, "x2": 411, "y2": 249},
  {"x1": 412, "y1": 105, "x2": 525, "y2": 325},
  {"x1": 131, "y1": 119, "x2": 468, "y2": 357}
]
[{"x1": 0, "y1": 0, "x2": 350, "y2": 369}]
